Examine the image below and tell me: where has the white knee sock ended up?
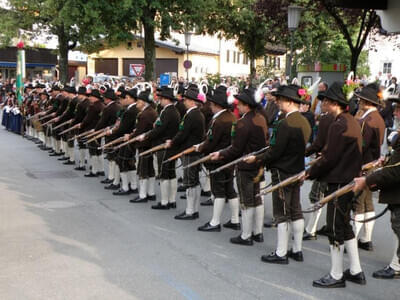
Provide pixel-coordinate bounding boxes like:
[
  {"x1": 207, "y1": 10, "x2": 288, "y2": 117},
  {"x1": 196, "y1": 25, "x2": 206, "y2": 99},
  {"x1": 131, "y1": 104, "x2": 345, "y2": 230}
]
[
  {"x1": 147, "y1": 177, "x2": 155, "y2": 196},
  {"x1": 63, "y1": 141, "x2": 69, "y2": 157},
  {"x1": 91, "y1": 155, "x2": 98, "y2": 174},
  {"x1": 253, "y1": 204, "x2": 264, "y2": 235},
  {"x1": 305, "y1": 207, "x2": 322, "y2": 235},
  {"x1": 330, "y1": 245, "x2": 344, "y2": 280},
  {"x1": 139, "y1": 179, "x2": 147, "y2": 199},
  {"x1": 276, "y1": 222, "x2": 290, "y2": 257},
  {"x1": 98, "y1": 155, "x2": 104, "y2": 172},
  {"x1": 113, "y1": 165, "x2": 120, "y2": 185},
  {"x1": 160, "y1": 180, "x2": 169, "y2": 205},
  {"x1": 360, "y1": 211, "x2": 375, "y2": 243},
  {"x1": 39, "y1": 132, "x2": 45, "y2": 143},
  {"x1": 390, "y1": 235, "x2": 400, "y2": 271},
  {"x1": 193, "y1": 185, "x2": 201, "y2": 213},
  {"x1": 292, "y1": 219, "x2": 305, "y2": 253},
  {"x1": 79, "y1": 149, "x2": 86, "y2": 167},
  {"x1": 229, "y1": 198, "x2": 240, "y2": 224},
  {"x1": 69, "y1": 146, "x2": 75, "y2": 162},
  {"x1": 168, "y1": 178, "x2": 177, "y2": 204},
  {"x1": 201, "y1": 174, "x2": 211, "y2": 192},
  {"x1": 108, "y1": 161, "x2": 115, "y2": 180},
  {"x1": 353, "y1": 214, "x2": 365, "y2": 238},
  {"x1": 55, "y1": 140, "x2": 61, "y2": 153},
  {"x1": 120, "y1": 172, "x2": 129, "y2": 192},
  {"x1": 344, "y1": 238, "x2": 363, "y2": 275},
  {"x1": 129, "y1": 170, "x2": 137, "y2": 190},
  {"x1": 241, "y1": 208, "x2": 255, "y2": 240},
  {"x1": 210, "y1": 198, "x2": 225, "y2": 226},
  {"x1": 185, "y1": 187, "x2": 195, "y2": 215}
]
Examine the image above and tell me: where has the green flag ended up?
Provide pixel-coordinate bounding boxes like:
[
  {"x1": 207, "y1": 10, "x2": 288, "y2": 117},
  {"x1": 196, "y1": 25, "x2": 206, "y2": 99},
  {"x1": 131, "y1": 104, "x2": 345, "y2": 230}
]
[{"x1": 16, "y1": 48, "x2": 25, "y2": 105}]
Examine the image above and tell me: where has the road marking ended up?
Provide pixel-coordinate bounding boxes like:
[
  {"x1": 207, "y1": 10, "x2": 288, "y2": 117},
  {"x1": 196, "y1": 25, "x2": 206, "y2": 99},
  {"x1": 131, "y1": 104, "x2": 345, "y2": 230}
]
[
  {"x1": 152, "y1": 225, "x2": 177, "y2": 234},
  {"x1": 211, "y1": 251, "x2": 230, "y2": 259},
  {"x1": 303, "y1": 246, "x2": 329, "y2": 257},
  {"x1": 244, "y1": 274, "x2": 317, "y2": 300}
]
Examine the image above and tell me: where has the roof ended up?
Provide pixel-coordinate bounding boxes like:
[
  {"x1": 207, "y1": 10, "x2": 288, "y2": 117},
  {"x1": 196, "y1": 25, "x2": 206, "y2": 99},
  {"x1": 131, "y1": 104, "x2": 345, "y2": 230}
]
[{"x1": 154, "y1": 38, "x2": 219, "y2": 56}]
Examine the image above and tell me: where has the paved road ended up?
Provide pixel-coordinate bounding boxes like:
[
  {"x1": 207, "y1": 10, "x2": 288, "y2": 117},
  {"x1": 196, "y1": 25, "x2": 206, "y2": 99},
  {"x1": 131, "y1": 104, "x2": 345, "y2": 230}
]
[{"x1": 0, "y1": 127, "x2": 399, "y2": 300}]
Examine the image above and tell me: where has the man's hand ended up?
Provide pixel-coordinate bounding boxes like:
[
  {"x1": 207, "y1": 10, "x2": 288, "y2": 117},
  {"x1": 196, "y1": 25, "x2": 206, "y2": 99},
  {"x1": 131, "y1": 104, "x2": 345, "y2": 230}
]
[
  {"x1": 123, "y1": 134, "x2": 130, "y2": 141},
  {"x1": 210, "y1": 152, "x2": 220, "y2": 161},
  {"x1": 194, "y1": 144, "x2": 201, "y2": 152},
  {"x1": 244, "y1": 155, "x2": 256, "y2": 164},
  {"x1": 165, "y1": 139, "x2": 172, "y2": 148},
  {"x1": 298, "y1": 171, "x2": 309, "y2": 183},
  {"x1": 353, "y1": 177, "x2": 367, "y2": 193},
  {"x1": 54, "y1": 117, "x2": 60, "y2": 122},
  {"x1": 137, "y1": 133, "x2": 146, "y2": 142}
]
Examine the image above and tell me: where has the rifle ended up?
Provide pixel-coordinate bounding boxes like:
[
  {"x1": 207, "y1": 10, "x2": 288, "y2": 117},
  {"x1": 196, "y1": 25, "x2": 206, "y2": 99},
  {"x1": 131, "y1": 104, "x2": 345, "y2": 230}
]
[
  {"x1": 113, "y1": 130, "x2": 151, "y2": 150},
  {"x1": 183, "y1": 153, "x2": 212, "y2": 169},
  {"x1": 81, "y1": 128, "x2": 107, "y2": 141},
  {"x1": 99, "y1": 136, "x2": 125, "y2": 150},
  {"x1": 139, "y1": 143, "x2": 167, "y2": 157},
  {"x1": 85, "y1": 127, "x2": 111, "y2": 144},
  {"x1": 59, "y1": 123, "x2": 81, "y2": 135},
  {"x1": 42, "y1": 117, "x2": 58, "y2": 126},
  {"x1": 258, "y1": 157, "x2": 321, "y2": 196},
  {"x1": 162, "y1": 146, "x2": 196, "y2": 164},
  {"x1": 67, "y1": 128, "x2": 95, "y2": 142},
  {"x1": 38, "y1": 113, "x2": 55, "y2": 121},
  {"x1": 52, "y1": 119, "x2": 73, "y2": 131},
  {"x1": 209, "y1": 146, "x2": 270, "y2": 175},
  {"x1": 26, "y1": 109, "x2": 51, "y2": 120}
]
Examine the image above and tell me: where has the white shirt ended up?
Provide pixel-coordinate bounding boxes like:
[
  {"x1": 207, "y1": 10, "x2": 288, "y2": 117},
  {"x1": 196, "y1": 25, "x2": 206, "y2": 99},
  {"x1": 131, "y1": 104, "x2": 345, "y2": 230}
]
[{"x1": 212, "y1": 109, "x2": 226, "y2": 120}]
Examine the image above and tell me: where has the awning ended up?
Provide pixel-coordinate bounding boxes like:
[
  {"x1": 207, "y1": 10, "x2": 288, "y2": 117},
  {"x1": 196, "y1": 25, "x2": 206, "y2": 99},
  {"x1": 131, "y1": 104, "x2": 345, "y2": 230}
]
[{"x1": 0, "y1": 61, "x2": 55, "y2": 68}]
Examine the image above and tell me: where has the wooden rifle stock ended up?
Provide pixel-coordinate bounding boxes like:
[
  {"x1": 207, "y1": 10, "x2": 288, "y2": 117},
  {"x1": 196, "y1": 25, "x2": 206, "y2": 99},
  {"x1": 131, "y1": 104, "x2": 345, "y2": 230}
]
[
  {"x1": 113, "y1": 131, "x2": 151, "y2": 150},
  {"x1": 85, "y1": 128, "x2": 110, "y2": 144},
  {"x1": 183, "y1": 153, "x2": 212, "y2": 169},
  {"x1": 42, "y1": 117, "x2": 58, "y2": 126},
  {"x1": 209, "y1": 146, "x2": 270, "y2": 175},
  {"x1": 163, "y1": 146, "x2": 196, "y2": 164},
  {"x1": 139, "y1": 143, "x2": 167, "y2": 157},
  {"x1": 99, "y1": 136, "x2": 125, "y2": 150},
  {"x1": 67, "y1": 129, "x2": 94, "y2": 142},
  {"x1": 52, "y1": 119, "x2": 73, "y2": 130},
  {"x1": 59, "y1": 123, "x2": 81, "y2": 135}
]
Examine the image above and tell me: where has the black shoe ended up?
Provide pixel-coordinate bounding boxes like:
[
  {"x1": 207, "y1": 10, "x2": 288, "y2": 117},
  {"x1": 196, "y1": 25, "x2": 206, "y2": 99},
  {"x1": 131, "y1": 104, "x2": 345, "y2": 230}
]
[
  {"x1": 230, "y1": 235, "x2": 253, "y2": 246},
  {"x1": 180, "y1": 195, "x2": 187, "y2": 199},
  {"x1": 43, "y1": 146, "x2": 52, "y2": 151},
  {"x1": 372, "y1": 266, "x2": 400, "y2": 279},
  {"x1": 193, "y1": 212, "x2": 199, "y2": 218},
  {"x1": 252, "y1": 233, "x2": 264, "y2": 243},
  {"x1": 49, "y1": 152, "x2": 62, "y2": 157},
  {"x1": 303, "y1": 231, "x2": 317, "y2": 241},
  {"x1": 343, "y1": 269, "x2": 366, "y2": 285},
  {"x1": 316, "y1": 225, "x2": 328, "y2": 236},
  {"x1": 201, "y1": 190, "x2": 211, "y2": 197},
  {"x1": 358, "y1": 240, "x2": 373, "y2": 251},
  {"x1": 313, "y1": 274, "x2": 345, "y2": 288},
  {"x1": 152, "y1": 202, "x2": 170, "y2": 210},
  {"x1": 178, "y1": 177, "x2": 183, "y2": 183},
  {"x1": 34, "y1": 140, "x2": 42, "y2": 144},
  {"x1": 174, "y1": 212, "x2": 196, "y2": 220},
  {"x1": 84, "y1": 173, "x2": 98, "y2": 177},
  {"x1": 58, "y1": 156, "x2": 69, "y2": 161},
  {"x1": 147, "y1": 195, "x2": 156, "y2": 201},
  {"x1": 74, "y1": 166, "x2": 86, "y2": 171},
  {"x1": 63, "y1": 160, "x2": 75, "y2": 165},
  {"x1": 168, "y1": 202, "x2": 177, "y2": 209},
  {"x1": 287, "y1": 249, "x2": 304, "y2": 262},
  {"x1": 200, "y1": 198, "x2": 213, "y2": 206},
  {"x1": 105, "y1": 184, "x2": 120, "y2": 190},
  {"x1": 177, "y1": 185, "x2": 187, "y2": 192},
  {"x1": 198, "y1": 222, "x2": 221, "y2": 232},
  {"x1": 48, "y1": 150, "x2": 55, "y2": 154},
  {"x1": 113, "y1": 189, "x2": 131, "y2": 196},
  {"x1": 101, "y1": 178, "x2": 113, "y2": 184},
  {"x1": 264, "y1": 220, "x2": 277, "y2": 228},
  {"x1": 97, "y1": 171, "x2": 105, "y2": 176},
  {"x1": 223, "y1": 220, "x2": 241, "y2": 230},
  {"x1": 261, "y1": 252, "x2": 288, "y2": 264},
  {"x1": 129, "y1": 196, "x2": 148, "y2": 203},
  {"x1": 130, "y1": 188, "x2": 138, "y2": 194}
]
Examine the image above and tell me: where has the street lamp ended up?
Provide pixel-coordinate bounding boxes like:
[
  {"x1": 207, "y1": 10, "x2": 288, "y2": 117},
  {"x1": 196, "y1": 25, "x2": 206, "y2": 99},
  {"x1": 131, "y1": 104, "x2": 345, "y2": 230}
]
[
  {"x1": 184, "y1": 31, "x2": 192, "y2": 82},
  {"x1": 287, "y1": 5, "x2": 303, "y2": 81}
]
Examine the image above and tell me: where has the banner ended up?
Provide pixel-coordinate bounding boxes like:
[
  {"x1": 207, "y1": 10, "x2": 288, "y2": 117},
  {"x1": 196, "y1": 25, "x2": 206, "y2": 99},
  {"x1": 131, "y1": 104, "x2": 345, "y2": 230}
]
[{"x1": 16, "y1": 48, "x2": 25, "y2": 105}]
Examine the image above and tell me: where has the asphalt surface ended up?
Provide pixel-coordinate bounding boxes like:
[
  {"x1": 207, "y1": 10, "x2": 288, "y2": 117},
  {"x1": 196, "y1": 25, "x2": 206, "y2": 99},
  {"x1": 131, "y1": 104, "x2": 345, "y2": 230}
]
[{"x1": 0, "y1": 126, "x2": 399, "y2": 300}]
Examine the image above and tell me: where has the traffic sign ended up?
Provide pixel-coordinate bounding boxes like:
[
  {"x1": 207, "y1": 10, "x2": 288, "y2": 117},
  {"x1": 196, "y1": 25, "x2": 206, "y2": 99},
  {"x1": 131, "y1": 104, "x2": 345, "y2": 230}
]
[
  {"x1": 160, "y1": 73, "x2": 170, "y2": 86},
  {"x1": 183, "y1": 60, "x2": 192, "y2": 69},
  {"x1": 129, "y1": 64, "x2": 145, "y2": 77}
]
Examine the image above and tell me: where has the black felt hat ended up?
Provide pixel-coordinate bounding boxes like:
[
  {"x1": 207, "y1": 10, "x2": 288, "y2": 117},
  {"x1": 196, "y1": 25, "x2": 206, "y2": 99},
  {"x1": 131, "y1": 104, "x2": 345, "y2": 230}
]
[
  {"x1": 90, "y1": 89, "x2": 102, "y2": 99},
  {"x1": 126, "y1": 88, "x2": 138, "y2": 99},
  {"x1": 77, "y1": 86, "x2": 87, "y2": 95},
  {"x1": 324, "y1": 82, "x2": 348, "y2": 106},
  {"x1": 317, "y1": 91, "x2": 326, "y2": 101},
  {"x1": 103, "y1": 89, "x2": 117, "y2": 100},
  {"x1": 63, "y1": 85, "x2": 76, "y2": 94},
  {"x1": 234, "y1": 88, "x2": 258, "y2": 107},
  {"x1": 137, "y1": 89, "x2": 152, "y2": 103},
  {"x1": 355, "y1": 83, "x2": 381, "y2": 106},
  {"x1": 157, "y1": 86, "x2": 176, "y2": 101},
  {"x1": 272, "y1": 84, "x2": 304, "y2": 104},
  {"x1": 208, "y1": 85, "x2": 229, "y2": 108}
]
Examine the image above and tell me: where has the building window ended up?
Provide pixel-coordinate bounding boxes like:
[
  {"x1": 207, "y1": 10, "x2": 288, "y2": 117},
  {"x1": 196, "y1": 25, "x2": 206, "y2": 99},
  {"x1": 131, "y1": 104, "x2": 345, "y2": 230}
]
[
  {"x1": 233, "y1": 51, "x2": 236, "y2": 63},
  {"x1": 383, "y1": 62, "x2": 392, "y2": 74},
  {"x1": 277, "y1": 57, "x2": 280, "y2": 69},
  {"x1": 226, "y1": 50, "x2": 230, "y2": 63},
  {"x1": 237, "y1": 52, "x2": 241, "y2": 64},
  {"x1": 243, "y1": 54, "x2": 248, "y2": 65},
  {"x1": 195, "y1": 66, "x2": 198, "y2": 73}
]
